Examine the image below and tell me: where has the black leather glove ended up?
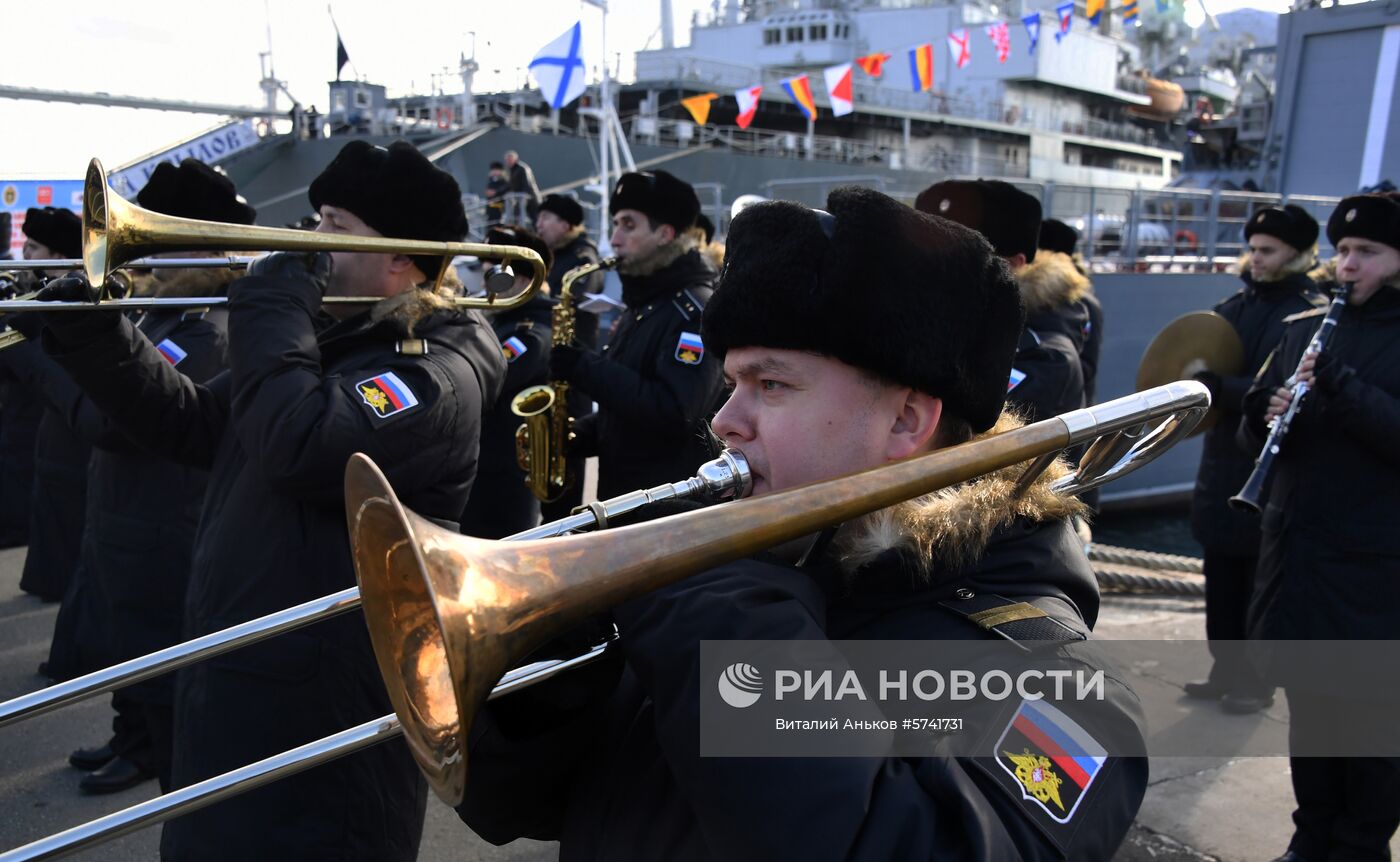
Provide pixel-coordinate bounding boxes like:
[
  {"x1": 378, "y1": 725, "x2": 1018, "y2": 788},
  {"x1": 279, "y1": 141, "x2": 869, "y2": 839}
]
[
  {"x1": 35, "y1": 276, "x2": 120, "y2": 347},
  {"x1": 1311, "y1": 352, "x2": 1355, "y2": 394},
  {"x1": 549, "y1": 343, "x2": 586, "y2": 381},
  {"x1": 244, "y1": 251, "x2": 333, "y2": 295},
  {"x1": 1192, "y1": 369, "x2": 1222, "y2": 404}
]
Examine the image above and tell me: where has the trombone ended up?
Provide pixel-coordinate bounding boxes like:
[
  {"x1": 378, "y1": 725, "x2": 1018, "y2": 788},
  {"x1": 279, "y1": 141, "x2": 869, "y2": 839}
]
[
  {"x1": 0, "y1": 381, "x2": 1209, "y2": 861},
  {"x1": 0, "y1": 451, "x2": 752, "y2": 729},
  {"x1": 0, "y1": 159, "x2": 547, "y2": 314}
]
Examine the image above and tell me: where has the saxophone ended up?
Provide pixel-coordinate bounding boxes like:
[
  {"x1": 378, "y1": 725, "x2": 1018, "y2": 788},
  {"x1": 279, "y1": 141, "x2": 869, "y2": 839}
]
[{"x1": 511, "y1": 256, "x2": 617, "y2": 502}]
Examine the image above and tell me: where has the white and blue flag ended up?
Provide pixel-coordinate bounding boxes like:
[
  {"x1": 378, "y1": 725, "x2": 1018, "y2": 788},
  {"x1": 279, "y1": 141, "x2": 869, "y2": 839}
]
[{"x1": 530, "y1": 23, "x2": 589, "y2": 110}]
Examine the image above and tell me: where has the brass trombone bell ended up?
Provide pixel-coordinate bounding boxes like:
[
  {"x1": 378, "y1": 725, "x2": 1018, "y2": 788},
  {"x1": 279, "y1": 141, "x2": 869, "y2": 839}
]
[{"x1": 0, "y1": 159, "x2": 546, "y2": 314}]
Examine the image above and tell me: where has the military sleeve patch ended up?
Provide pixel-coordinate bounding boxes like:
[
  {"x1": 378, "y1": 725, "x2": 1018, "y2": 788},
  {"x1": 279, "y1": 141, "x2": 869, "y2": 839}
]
[
  {"x1": 155, "y1": 338, "x2": 188, "y2": 366},
  {"x1": 994, "y1": 698, "x2": 1107, "y2": 824},
  {"x1": 1008, "y1": 368, "x2": 1027, "y2": 391},
  {"x1": 355, "y1": 371, "x2": 420, "y2": 420},
  {"x1": 675, "y1": 331, "x2": 705, "y2": 365},
  {"x1": 502, "y1": 335, "x2": 528, "y2": 363}
]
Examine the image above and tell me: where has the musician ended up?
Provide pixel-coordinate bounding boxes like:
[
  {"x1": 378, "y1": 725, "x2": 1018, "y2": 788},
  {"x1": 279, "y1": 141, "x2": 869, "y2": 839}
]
[
  {"x1": 548, "y1": 170, "x2": 725, "y2": 498},
  {"x1": 1184, "y1": 205, "x2": 1322, "y2": 716},
  {"x1": 1040, "y1": 218, "x2": 1103, "y2": 405},
  {"x1": 1241, "y1": 192, "x2": 1400, "y2": 862},
  {"x1": 460, "y1": 225, "x2": 554, "y2": 538},
  {"x1": 459, "y1": 188, "x2": 1147, "y2": 860},
  {"x1": 916, "y1": 180, "x2": 1086, "y2": 422},
  {"x1": 1, "y1": 207, "x2": 89, "y2": 608},
  {"x1": 33, "y1": 140, "x2": 505, "y2": 860},
  {"x1": 4, "y1": 160, "x2": 253, "y2": 794}
]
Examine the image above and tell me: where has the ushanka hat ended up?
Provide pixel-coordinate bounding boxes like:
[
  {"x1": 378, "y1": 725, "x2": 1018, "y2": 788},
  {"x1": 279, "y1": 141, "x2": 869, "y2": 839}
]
[
  {"x1": 1244, "y1": 205, "x2": 1319, "y2": 252},
  {"x1": 309, "y1": 140, "x2": 468, "y2": 278},
  {"x1": 705, "y1": 186, "x2": 1024, "y2": 432},
  {"x1": 538, "y1": 193, "x2": 584, "y2": 227},
  {"x1": 137, "y1": 159, "x2": 256, "y2": 226},
  {"x1": 21, "y1": 207, "x2": 82, "y2": 259},
  {"x1": 1039, "y1": 219, "x2": 1080, "y2": 256},
  {"x1": 609, "y1": 170, "x2": 700, "y2": 233},
  {"x1": 1327, "y1": 193, "x2": 1400, "y2": 252},
  {"x1": 916, "y1": 179, "x2": 1043, "y2": 263}
]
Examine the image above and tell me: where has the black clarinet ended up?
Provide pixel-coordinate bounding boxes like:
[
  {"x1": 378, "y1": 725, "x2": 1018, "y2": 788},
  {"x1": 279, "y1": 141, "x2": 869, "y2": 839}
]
[{"x1": 1230, "y1": 282, "x2": 1353, "y2": 513}]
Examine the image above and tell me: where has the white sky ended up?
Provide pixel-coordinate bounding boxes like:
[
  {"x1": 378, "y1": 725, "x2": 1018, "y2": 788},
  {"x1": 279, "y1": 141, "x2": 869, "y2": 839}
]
[{"x1": 0, "y1": 0, "x2": 1290, "y2": 178}]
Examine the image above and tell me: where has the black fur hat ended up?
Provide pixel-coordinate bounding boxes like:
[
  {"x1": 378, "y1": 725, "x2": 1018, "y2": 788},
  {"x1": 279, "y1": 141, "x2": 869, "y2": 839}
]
[
  {"x1": 137, "y1": 159, "x2": 256, "y2": 226},
  {"x1": 1245, "y1": 205, "x2": 1319, "y2": 252},
  {"x1": 22, "y1": 207, "x2": 81, "y2": 259},
  {"x1": 487, "y1": 224, "x2": 554, "y2": 275},
  {"x1": 1039, "y1": 219, "x2": 1080, "y2": 256},
  {"x1": 610, "y1": 170, "x2": 700, "y2": 232},
  {"x1": 1327, "y1": 193, "x2": 1400, "y2": 251},
  {"x1": 538, "y1": 193, "x2": 584, "y2": 227},
  {"x1": 915, "y1": 179, "x2": 1043, "y2": 263},
  {"x1": 705, "y1": 187, "x2": 1024, "y2": 432},
  {"x1": 309, "y1": 140, "x2": 468, "y2": 278},
  {"x1": 695, "y1": 213, "x2": 716, "y2": 244}
]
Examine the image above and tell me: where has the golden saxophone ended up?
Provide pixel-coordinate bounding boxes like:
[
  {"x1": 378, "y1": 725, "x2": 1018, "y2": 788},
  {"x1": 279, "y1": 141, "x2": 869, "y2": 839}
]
[{"x1": 511, "y1": 256, "x2": 617, "y2": 502}]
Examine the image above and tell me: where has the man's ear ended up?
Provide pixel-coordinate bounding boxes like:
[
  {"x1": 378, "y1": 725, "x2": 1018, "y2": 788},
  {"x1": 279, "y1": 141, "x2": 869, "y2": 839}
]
[
  {"x1": 389, "y1": 254, "x2": 429, "y2": 283},
  {"x1": 887, "y1": 390, "x2": 944, "y2": 460},
  {"x1": 657, "y1": 223, "x2": 677, "y2": 244}
]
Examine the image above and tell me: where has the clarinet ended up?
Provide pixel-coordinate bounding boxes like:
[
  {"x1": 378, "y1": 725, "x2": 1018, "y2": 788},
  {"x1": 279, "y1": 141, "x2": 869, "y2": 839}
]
[{"x1": 1229, "y1": 281, "x2": 1352, "y2": 513}]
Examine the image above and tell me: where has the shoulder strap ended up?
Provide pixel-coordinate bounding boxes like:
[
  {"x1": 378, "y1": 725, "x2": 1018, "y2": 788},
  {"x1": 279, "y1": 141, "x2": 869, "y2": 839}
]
[
  {"x1": 938, "y1": 590, "x2": 1086, "y2": 651},
  {"x1": 1283, "y1": 306, "x2": 1328, "y2": 324}
]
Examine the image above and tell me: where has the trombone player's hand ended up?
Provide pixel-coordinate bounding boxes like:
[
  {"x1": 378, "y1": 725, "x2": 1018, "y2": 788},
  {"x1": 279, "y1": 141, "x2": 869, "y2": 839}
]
[
  {"x1": 34, "y1": 276, "x2": 122, "y2": 347},
  {"x1": 245, "y1": 251, "x2": 333, "y2": 295}
]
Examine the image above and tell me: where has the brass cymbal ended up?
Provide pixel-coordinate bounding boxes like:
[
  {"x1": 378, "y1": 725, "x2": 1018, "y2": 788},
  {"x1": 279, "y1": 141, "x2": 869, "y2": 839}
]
[{"x1": 1136, "y1": 311, "x2": 1244, "y2": 436}]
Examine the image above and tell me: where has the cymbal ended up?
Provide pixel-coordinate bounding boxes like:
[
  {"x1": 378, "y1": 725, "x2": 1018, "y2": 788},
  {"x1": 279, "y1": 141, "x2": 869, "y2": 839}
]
[{"x1": 1136, "y1": 311, "x2": 1244, "y2": 436}]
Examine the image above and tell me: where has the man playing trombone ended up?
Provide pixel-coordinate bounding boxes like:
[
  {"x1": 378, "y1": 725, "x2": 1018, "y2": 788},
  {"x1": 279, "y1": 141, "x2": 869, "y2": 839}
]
[
  {"x1": 458, "y1": 188, "x2": 1146, "y2": 859},
  {"x1": 4, "y1": 159, "x2": 253, "y2": 795},
  {"x1": 30, "y1": 140, "x2": 506, "y2": 861}
]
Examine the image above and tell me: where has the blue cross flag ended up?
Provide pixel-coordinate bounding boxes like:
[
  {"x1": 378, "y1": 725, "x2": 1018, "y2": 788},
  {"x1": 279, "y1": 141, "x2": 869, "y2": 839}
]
[{"x1": 530, "y1": 22, "x2": 589, "y2": 110}]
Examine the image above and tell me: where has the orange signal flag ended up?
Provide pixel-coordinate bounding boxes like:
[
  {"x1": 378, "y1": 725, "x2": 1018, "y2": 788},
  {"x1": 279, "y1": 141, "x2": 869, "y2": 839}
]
[
  {"x1": 681, "y1": 92, "x2": 720, "y2": 125},
  {"x1": 856, "y1": 52, "x2": 892, "y2": 78}
]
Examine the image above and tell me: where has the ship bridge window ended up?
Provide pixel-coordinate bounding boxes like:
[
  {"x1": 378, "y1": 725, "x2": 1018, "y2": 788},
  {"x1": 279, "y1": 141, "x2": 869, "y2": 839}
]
[
  {"x1": 764, "y1": 27, "x2": 780, "y2": 44},
  {"x1": 353, "y1": 90, "x2": 371, "y2": 108},
  {"x1": 809, "y1": 24, "x2": 827, "y2": 40},
  {"x1": 786, "y1": 26, "x2": 804, "y2": 42}
]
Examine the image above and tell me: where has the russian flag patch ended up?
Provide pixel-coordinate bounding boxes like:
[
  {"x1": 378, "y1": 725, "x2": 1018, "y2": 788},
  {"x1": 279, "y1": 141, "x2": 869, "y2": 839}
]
[
  {"x1": 994, "y1": 698, "x2": 1107, "y2": 824},
  {"x1": 155, "y1": 339, "x2": 188, "y2": 366},
  {"x1": 355, "y1": 371, "x2": 420, "y2": 420},
  {"x1": 675, "y1": 331, "x2": 704, "y2": 365},
  {"x1": 501, "y1": 336, "x2": 528, "y2": 363},
  {"x1": 1008, "y1": 368, "x2": 1027, "y2": 391}
]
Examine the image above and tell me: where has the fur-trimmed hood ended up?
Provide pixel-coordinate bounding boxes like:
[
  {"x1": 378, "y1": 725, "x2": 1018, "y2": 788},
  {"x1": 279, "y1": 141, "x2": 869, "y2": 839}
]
[
  {"x1": 1016, "y1": 250, "x2": 1091, "y2": 314},
  {"x1": 831, "y1": 411, "x2": 1087, "y2": 581},
  {"x1": 140, "y1": 264, "x2": 238, "y2": 300}
]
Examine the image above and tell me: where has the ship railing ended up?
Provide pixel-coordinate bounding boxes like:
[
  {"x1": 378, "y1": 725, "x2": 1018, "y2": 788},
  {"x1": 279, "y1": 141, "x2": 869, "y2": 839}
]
[{"x1": 624, "y1": 115, "x2": 892, "y2": 165}]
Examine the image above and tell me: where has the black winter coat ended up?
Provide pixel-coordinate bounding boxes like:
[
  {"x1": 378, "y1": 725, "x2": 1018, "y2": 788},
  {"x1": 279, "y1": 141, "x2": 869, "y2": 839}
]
[
  {"x1": 13, "y1": 308, "x2": 228, "y2": 698},
  {"x1": 462, "y1": 294, "x2": 554, "y2": 538},
  {"x1": 1241, "y1": 285, "x2": 1400, "y2": 643},
  {"x1": 0, "y1": 341, "x2": 90, "y2": 604},
  {"x1": 568, "y1": 249, "x2": 725, "y2": 499},
  {"x1": 0, "y1": 377, "x2": 40, "y2": 547},
  {"x1": 1191, "y1": 273, "x2": 1321, "y2": 555},
  {"x1": 44, "y1": 276, "x2": 506, "y2": 862},
  {"x1": 1007, "y1": 316, "x2": 1085, "y2": 423},
  {"x1": 457, "y1": 514, "x2": 1146, "y2": 860},
  {"x1": 1079, "y1": 291, "x2": 1104, "y2": 405}
]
